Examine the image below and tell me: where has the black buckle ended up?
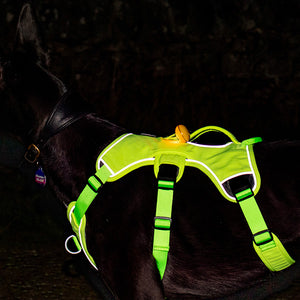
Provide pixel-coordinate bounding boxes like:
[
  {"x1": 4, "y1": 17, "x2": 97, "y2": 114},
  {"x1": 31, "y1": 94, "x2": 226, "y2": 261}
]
[
  {"x1": 154, "y1": 216, "x2": 172, "y2": 230},
  {"x1": 24, "y1": 144, "x2": 40, "y2": 163},
  {"x1": 253, "y1": 229, "x2": 273, "y2": 246},
  {"x1": 158, "y1": 164, "x2": 178, "y2": 182}
]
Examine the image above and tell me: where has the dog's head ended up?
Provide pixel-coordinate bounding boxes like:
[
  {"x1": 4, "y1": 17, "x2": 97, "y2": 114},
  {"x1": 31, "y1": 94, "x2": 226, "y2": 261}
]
[{"x1": 0, "y1": 3, "x2": 65, "y2": 141}]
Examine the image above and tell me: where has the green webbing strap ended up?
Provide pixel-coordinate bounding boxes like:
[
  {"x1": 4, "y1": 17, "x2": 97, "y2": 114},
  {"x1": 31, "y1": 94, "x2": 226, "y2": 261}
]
[
  {"x1": 66, "y1": 165, "x2": 112, "y2": 269},
  {"x1": 235, "y1": 188, "x2": 295, "y2": 271},
  {"x1": 153, "y1": 179, "x2": 175, "y2": 279},
  {"x1": 73, "y1": 165, "x2": 111, "y2": 224}
]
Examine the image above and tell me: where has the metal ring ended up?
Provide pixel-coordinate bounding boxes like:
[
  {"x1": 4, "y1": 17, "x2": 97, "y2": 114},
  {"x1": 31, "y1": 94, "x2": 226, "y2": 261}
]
[{"x1": 65, "y1": 235, "x2": 82, "y2": 255}]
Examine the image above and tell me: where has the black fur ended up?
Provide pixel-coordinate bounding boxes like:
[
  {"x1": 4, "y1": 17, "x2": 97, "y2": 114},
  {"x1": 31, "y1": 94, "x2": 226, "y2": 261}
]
[{"x1": 0, "y1": 3, "x2": 299, "y2": 299}]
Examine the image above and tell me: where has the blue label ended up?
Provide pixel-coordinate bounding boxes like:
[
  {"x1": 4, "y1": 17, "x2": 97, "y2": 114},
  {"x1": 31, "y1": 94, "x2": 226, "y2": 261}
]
[{"x1": 35, "y1": 167, "x2": 46, "y2": 187}]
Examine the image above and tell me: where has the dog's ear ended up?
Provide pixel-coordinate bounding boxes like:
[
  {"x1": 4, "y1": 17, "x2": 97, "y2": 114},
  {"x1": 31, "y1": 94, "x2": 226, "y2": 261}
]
[{"x1": 14, "y1": 3, "x2": 49, "y2": 67}]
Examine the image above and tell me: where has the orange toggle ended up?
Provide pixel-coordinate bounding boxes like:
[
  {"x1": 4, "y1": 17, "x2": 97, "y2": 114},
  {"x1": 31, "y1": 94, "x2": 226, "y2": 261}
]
[{"x1": 175, "y1": 125, "x2": 190, "y2": 143}]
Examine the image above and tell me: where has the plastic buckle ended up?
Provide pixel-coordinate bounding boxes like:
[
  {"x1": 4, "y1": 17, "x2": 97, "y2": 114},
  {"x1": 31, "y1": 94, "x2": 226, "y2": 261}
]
[
  {"x1": 24, "y1": 144, "x2": 40, "y2": 163},
  {"x1": 154, "y1": 216, "x2": 172, "y2": 230},
  {"x1": 87, "y1": 175, "x2": 103, "y2": 193},
  {"x1": 158, "y1": 180, "x2": 175, "y2": 190},
  {"x1": 253, "y1": 229, "x2": 273, "y2": 246},
  {"x1": 235, "y1": 188, "x2": 254, "y2": 202}
]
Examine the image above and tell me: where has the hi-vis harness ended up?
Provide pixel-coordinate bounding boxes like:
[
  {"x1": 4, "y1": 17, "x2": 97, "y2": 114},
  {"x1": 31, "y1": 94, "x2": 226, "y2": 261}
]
[{"x1": 65, "y1": 126, "x2": 295, "y2": 279}]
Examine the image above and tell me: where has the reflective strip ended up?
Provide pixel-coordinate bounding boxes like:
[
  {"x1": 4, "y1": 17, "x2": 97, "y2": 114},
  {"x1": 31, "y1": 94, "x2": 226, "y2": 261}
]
[
  {"x1": 78, "y1": 216, "x2": 98, "y2": 270},
  {"x1": 187, "y1": 141, "x2": 233, "y2": 148},
  {"x1": 103, "y1": 157, "x2": 155, "y2": 180}
]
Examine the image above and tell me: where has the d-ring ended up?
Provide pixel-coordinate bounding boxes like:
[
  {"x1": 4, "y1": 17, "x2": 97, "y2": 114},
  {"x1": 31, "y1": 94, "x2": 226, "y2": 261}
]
[{"x1": 65, "y1": 235, "x2": 82, "y2": 255}]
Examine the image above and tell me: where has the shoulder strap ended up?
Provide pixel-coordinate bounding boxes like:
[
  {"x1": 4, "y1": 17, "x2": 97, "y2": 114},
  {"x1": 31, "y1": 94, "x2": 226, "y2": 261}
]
[
  {"x1": 73, "y1": 165, "x2": 111, "y2": 223},
  {"x1": 66, "y1": 165, "x2": 112, "y2": 269}
]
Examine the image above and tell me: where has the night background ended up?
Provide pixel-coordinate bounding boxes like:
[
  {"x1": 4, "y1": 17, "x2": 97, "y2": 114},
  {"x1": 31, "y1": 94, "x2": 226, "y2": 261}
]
[{"x1": 0, "y1": 0, "x2": 299, "y2": 298}]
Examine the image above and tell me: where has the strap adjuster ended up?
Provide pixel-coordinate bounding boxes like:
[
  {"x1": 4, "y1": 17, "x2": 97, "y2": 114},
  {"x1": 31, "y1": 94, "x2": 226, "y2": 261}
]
[
  {"x1": 154, "y1": 216, "x2": 172, "y2": 230},
  {"x1": 253, "y1": 229, "x2": 273, "y2": 246},
  {"x1": 235, "y1": 188, "x2": 254, "y2": 202},
  {"x1": 87, "y1": 175, "x2": 103, "y2": 193},
  {"x1": 158, "y1": 180, "x2": 174, "y2": 190}
]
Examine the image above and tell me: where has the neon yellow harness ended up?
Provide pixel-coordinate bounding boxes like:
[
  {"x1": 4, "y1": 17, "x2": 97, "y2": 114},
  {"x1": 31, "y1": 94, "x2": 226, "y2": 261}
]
[{"x1": 65, "y1": 126, "x2": 295, "y2": 278}]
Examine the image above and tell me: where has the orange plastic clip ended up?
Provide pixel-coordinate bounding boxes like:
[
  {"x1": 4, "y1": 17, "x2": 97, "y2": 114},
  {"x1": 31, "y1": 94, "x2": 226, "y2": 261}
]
[{"x1": 175, "y1": 125, "x2": 190, "y2": 143}]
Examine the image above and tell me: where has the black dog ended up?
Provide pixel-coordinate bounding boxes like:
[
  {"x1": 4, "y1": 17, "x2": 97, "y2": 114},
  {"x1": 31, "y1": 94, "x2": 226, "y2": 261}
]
[{"x1": 0, "y1": 3, "x2": 299, "y2": 299}]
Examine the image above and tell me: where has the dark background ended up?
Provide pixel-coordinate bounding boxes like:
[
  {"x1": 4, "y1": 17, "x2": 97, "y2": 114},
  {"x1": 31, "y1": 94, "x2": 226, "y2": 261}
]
[
  {"x1": 1, "y1": 0, "x2": 299, "y2": 139},
  {"x1": 0, "y1": 0, "x2": 299, "y2": 299}
]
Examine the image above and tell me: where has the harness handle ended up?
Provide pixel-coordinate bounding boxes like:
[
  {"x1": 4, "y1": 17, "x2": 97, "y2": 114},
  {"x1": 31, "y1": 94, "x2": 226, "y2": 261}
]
[{"x1": 190, "y1": 126, "x2": 240, "y2": 144}]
